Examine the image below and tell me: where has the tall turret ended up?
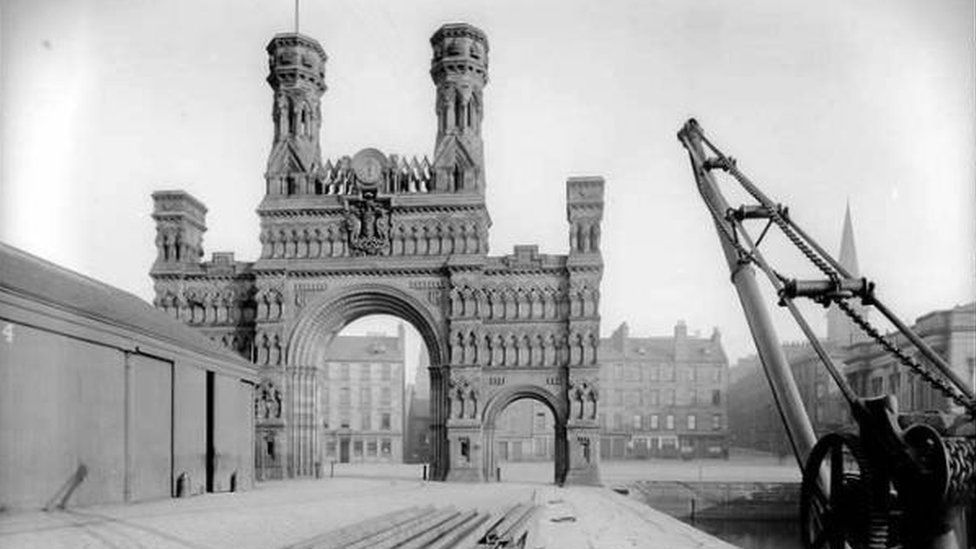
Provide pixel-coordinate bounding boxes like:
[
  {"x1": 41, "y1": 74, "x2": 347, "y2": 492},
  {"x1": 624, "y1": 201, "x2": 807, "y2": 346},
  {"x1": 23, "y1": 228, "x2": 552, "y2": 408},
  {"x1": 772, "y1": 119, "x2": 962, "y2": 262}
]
[
  {"x1": 429, "y1": 23, "x2": 489, "y2": 194},
  {"x1": 265, "y1": 33, "x2": 328, "y2": 197}
]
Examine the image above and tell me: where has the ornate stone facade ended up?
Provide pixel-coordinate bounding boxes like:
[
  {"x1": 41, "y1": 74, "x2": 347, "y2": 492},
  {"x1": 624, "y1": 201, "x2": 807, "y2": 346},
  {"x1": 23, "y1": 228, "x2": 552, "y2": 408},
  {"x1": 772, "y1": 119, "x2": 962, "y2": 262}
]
[{"x1": 150, "y1": 23, "x2": 605, "y2": 484}]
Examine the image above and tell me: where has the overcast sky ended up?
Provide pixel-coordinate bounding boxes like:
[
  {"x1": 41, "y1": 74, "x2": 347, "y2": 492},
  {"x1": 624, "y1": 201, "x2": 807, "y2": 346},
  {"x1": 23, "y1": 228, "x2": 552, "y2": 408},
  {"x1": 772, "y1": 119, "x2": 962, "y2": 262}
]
[{"x1": 2, "y1": 0, "x2": 974, "y2": 374}]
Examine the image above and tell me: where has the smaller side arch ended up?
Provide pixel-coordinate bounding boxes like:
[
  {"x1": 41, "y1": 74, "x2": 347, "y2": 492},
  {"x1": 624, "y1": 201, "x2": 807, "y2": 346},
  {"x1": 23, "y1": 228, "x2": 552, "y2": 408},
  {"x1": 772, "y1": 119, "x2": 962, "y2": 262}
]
[{"x1": 480, "y1": 384, "x2": 569, "y2": 485}]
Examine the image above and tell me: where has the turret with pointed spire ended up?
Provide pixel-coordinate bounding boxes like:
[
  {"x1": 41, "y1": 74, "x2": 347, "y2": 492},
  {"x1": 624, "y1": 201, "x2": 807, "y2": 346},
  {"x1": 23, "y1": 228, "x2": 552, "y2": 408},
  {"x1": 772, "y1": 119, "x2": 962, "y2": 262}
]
[
  {"x1": 827, "y1": 203, "x2": 867, "y2": 346},
  {"x1": 429, "y1": 23, "x2": 489, "y2": 194},
  {"x1": 264, "y1": 32, "x2": 328, "y2": 197}
]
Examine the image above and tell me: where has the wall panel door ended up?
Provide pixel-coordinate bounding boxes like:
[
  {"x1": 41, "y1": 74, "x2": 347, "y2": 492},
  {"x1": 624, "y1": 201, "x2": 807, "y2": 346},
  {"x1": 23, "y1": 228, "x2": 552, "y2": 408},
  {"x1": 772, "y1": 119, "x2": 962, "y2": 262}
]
[{"x1": 127, "y1": 354, "x2": 173, "y2": 502}]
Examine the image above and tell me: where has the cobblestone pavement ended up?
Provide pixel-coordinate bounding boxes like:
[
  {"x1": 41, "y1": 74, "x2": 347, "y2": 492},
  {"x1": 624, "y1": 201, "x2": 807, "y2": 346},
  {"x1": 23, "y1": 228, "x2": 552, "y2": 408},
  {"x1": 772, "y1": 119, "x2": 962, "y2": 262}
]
[{"x1": 0, "y1": 472, "x2": 742, "y2": 548}]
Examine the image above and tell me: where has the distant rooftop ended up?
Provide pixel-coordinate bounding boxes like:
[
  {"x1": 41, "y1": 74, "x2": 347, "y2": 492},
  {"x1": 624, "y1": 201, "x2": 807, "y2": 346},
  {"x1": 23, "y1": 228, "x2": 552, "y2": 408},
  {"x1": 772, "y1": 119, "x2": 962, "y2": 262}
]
[{"x1": 325, "y1": 334, "x2": 403, "y2": 362}]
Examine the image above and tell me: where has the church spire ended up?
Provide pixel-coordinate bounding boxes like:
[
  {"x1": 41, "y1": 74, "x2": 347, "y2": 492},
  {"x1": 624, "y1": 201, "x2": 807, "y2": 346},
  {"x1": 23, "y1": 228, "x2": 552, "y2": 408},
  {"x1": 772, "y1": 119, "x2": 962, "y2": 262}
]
[
  {"x1": 838, "y1": 201, "x2": 860, "y2": 277},
  {"x1": 827, "y1": 201, "x2": 866, "y2": 346}
]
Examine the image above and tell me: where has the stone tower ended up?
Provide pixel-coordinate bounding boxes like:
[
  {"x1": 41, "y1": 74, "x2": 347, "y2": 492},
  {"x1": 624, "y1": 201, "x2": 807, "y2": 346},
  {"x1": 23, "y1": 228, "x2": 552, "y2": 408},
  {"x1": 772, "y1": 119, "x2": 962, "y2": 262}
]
[
  {"x1": 265, "y1": 33, "x2": 328, "y2": 197},
  {"x1": 430, "y1": 23, "x2": 489, "y2": 194},
  {"x1": 150, "y1": 23, "x2": 607, "y2": 484},
  {"x1": 827, "y1": 203, "x2": 866, "y2": 346},
  {"x1": 151, "y1": 190, "x2": 207, "y2": 270}
]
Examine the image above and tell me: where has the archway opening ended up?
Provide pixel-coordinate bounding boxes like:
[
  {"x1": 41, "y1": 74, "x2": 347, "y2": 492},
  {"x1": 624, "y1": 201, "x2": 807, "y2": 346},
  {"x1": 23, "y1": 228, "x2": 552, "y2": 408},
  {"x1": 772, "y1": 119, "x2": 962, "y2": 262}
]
[
  {"x1": 316, "y1": 314, "x2": 432, "y2": 477},
  {"x1": 492, "y1": 398, "x2": 556, "y2": 484}
]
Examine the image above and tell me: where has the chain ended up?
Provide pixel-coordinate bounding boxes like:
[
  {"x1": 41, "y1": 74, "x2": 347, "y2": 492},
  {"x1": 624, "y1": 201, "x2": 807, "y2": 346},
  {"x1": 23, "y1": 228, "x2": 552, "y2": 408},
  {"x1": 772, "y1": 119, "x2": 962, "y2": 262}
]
[
  {"x1": 692, "y1": 131, "x2": 975, "y2": 415},
  {"x1": 837, "y1": 300, "x2": 976, "y2": 415},
  {"x1": 724, "y1": 164, "x2": 839, "y2": 279}
]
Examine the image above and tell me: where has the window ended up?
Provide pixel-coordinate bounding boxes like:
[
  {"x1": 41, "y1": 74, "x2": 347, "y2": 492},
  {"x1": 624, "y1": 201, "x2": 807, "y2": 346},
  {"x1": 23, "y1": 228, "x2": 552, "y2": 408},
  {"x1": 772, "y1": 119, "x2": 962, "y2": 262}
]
[
  {"x1": 326, "y1": 441, "x2": 336, "y2": 456},
  {"x1": 613, "y1": 413, "x2": 623, "y2": 430},
  {"x1": 598, "y1": 413, "x2": 606, "y2": 428},
  {"x1": 360, "y1": 387, "x2": 372, "y2": 407},
  {"x1": 711, "y1": 390, "x2": 721, "y2": 406},
  {"x1": 633, "y1": 415, "x2": 642, "y2": 430},
  {"x1": 340, "y1": 415, "x2": 350, "y2": 429},
  {"x1": 816, "y1": 383, "x2": 826, "y2": 398},
  {"x1": 712, "y1": 414, "x2": 721, "y2": 430},
  {"x1": 353, "y1": 440, "x2": 363, "y2": 457},
  {"x1": 381, "y1": 413, "x2": 391, "y2": 430},
  {"x1": 687, "y1": 368, "x2": 697, "y2": 382},
  {"x1": 650, "y1": 414, "x2": 659, "y2": 429},
  {"x1": 339, "y1": 387, "x2": 351, "y2": 407},
  {"x1": 665, "y1": 415, "x2": 674, "y2": 430},
  {"x1": 360, "y1": 364, "x2": 371, "y2": 380},
  {"x1": 888, "y1": 373, "x2": 901, "y2": 397},
  {"x1": 687, "y1": 414, "x2": 697, "y2": 430},
  {"x1": 662, "y1": 366, "x2": 675, "y2": 381},
  {"x1": 648, "y1": 390, "x2": 660, "y2": 406},
  {"x1": 367, "y1": 440, "x2": 378, "y2": 456},
  {"x1": 380, "y1": 387, "x2": 392, "y2": 406},
  {"x1": 687, "y1": 389, "x2": 698, "y2": 406},
  {"x1": 381, "y1": 364, "x2": 392, "y2": 381},
  {"x1": 665, "y1": 389, "x2": 676, "y2": 406},
  {"x1": 625, "y1": 390, "x2": 639, "y2": 407},
  {"x1": 711, "y1": 368, "x2": 721, "y2": 383},
  {"x1": 649, "y1": 366, "x2": 659, "y2": 381},
  {"x1": 626, "y1": 366, "x2": 640, "y2": 382},
  {"x1": 361, "y1": 412, "x2": 371, "y2": 430},
  {"x1": 321, "y1": 363, "x2": 331, "y2": 378},
  {"x1": 871, "y1": 376, "x2": 884, "y2": 396},
  {"x1": 340, "y1": 363, "x2": 350, "y2": 380},
  {"x1": 534, "y1": 411, "x2": 547, "y2": 431}
]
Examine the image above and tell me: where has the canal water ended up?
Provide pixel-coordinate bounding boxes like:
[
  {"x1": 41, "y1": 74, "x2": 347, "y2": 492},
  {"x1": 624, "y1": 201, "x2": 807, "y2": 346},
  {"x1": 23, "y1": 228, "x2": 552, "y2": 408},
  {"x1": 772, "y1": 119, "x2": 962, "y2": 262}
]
[{"x1": 684, "y1": 518, "x2": 801, "y2": 549}]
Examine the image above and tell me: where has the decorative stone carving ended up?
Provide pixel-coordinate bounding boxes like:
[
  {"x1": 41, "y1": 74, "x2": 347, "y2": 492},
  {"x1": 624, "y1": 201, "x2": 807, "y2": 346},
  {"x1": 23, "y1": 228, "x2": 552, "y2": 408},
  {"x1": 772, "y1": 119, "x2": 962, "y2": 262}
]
[
  {"x1": 343, "y1": 192, "x2": 392, "y2": 256},
  {"x1": 255, "y1": 380, "x2": 283, "y2": 421}
]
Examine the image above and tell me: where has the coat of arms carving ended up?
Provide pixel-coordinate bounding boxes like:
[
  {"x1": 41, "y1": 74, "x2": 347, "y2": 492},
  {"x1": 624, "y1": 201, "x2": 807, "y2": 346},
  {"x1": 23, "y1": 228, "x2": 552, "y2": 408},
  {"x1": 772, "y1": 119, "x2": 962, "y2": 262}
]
[{"x1": 343, "y1": 190, "x2": 392, "y2": 256}]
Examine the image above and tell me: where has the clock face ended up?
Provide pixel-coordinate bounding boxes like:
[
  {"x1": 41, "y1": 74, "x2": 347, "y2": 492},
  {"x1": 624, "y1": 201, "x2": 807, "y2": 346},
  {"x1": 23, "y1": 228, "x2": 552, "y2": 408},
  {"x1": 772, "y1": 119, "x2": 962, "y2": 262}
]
[{"x1": 352, "y1": 149, "x2": 385, "y2": 185}]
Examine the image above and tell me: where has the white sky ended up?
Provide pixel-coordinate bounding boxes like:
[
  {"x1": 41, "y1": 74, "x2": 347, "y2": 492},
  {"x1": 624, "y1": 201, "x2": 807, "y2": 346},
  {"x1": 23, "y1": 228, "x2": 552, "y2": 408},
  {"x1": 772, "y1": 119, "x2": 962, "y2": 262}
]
[{"x1": 2, "y1": 0, "x2": 974, "y2": 369}]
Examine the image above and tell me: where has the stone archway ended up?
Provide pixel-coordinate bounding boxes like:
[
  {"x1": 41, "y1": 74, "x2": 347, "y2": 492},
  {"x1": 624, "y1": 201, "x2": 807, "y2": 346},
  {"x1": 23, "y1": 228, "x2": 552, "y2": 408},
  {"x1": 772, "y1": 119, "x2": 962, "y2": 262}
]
[
  {"x1": 481, "y1": 384, "x2": 568, "y2": 485},
  {"x1": 283, "y1": 283, "x2": 451, "y2": 480},
  {"x1": 148, "y1": 23, "x2": 607, "y2": 485}
]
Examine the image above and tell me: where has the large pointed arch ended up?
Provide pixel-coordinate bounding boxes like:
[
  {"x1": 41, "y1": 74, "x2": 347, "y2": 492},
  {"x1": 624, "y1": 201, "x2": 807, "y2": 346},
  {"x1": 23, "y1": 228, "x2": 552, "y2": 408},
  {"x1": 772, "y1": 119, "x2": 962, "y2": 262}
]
[{"x1": 285, "y1": 283, "x2": 447, "y2": 369}]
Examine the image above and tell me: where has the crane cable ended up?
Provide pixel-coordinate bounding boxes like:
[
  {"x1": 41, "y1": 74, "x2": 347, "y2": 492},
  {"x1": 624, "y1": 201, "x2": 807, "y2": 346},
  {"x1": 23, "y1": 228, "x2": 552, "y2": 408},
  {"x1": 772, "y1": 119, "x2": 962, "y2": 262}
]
[{"x1": 690, "y1": 126, "x2": 976, "y2": 417}]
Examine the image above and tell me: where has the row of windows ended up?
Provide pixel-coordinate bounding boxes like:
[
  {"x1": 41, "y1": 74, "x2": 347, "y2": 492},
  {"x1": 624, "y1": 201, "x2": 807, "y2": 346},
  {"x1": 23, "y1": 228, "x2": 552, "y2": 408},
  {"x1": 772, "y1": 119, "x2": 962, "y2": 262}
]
[
  {"x1": 600, "y1": 412, "x2": 722, "y2": 432},
  {"x1": 604, "y1": 388, "x2": 722, "y2": 407},
  {"x1": 603, "y1": 364, "x2": 724, "y2": 383},
  {"x1": 324, "y1": 438, "x2": 393, "y2": 457},
  {"x1": 323, "y1": 411, "x2": 394, "y2": 431},
  {"x1": 848, "y1": 368, "x2": 959, "y2": 411},
  {"x1": 322, "y1": 362, "x2": 397, "y2": 381},
  {"x1": 328, "y1": 386, "x2": 396, "y2": 407}
]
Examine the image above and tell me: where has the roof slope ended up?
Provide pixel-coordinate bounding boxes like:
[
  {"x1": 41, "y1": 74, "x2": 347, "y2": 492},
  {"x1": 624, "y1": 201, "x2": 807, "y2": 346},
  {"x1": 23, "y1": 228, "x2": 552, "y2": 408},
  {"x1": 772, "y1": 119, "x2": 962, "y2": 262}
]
[{"x1": 0, "y1": 242, "x2": 252, "y2": 369}]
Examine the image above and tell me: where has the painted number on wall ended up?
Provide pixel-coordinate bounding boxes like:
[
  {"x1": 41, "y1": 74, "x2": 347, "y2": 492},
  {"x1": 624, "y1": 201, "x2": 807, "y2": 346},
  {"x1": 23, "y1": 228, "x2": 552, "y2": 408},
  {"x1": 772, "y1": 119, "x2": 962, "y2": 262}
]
[{"x1": 2, "y1": 323, "x2": 13, "y2": 343}]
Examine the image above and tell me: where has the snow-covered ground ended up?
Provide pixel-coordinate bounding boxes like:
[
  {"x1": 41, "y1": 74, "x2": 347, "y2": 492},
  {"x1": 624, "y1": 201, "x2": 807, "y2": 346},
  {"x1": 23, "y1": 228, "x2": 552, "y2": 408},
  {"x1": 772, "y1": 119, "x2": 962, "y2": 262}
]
[{"x1": 0, "y1": 475, "x2": 742, "y2": 548}]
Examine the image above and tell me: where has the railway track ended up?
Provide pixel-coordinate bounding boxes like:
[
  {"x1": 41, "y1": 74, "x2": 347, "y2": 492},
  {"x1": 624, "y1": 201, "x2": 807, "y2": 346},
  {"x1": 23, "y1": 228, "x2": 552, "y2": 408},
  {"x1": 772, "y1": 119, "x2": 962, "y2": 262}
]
[{"x1": 286, "y1": 498, "x2": 539, "y2": 549}]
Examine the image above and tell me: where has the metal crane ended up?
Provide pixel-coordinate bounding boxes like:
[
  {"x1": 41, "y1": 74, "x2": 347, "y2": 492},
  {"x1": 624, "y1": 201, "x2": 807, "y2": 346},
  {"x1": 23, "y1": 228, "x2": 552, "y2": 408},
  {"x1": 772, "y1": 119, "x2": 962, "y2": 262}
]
[{"x1": 677, "y1": 119, "x2": 975, "y2": 549}]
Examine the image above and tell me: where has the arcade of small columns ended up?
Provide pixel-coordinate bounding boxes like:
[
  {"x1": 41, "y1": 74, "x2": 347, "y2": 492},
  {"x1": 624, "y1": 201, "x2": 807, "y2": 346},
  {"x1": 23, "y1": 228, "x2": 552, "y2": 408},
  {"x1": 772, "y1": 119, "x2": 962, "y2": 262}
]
[{"x1": 259, "y1": 218, "x2": 489, "y2": 260}]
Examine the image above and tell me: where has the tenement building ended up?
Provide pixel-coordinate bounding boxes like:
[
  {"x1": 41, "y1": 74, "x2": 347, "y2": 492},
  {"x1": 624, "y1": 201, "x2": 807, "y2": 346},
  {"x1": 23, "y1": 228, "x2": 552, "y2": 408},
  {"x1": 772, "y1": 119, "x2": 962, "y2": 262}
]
[
  {"x1": 598, "y1": 321, "x2": 730, "y2": 459},
  {"x1": 0, "y1": 244, "x2": 257, "y2": 510},
  {"x1": 845, "y1": 302, "x2": 975, "y2": 415},
  {"x1": 149, "y1": 23, "x2": 606, "y2": 483},
  {"x1": 493, "y1": 400, "x2": 556, "y2": 462},
  {"x1": 320, "y1": 330, "x2": 406, "y2": 465}
]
